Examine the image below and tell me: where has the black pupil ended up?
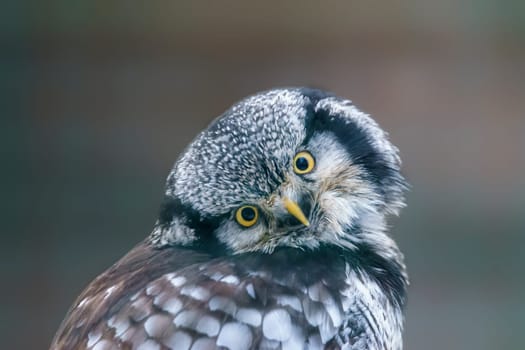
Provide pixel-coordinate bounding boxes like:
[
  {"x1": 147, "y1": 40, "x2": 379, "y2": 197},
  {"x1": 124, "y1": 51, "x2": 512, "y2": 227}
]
[
  {"x1": 295, "y1": 156, "x2": 309, "y2": 171},
  {"x1": 241, "y1": 207, "x2": 256, "y2": 221}
]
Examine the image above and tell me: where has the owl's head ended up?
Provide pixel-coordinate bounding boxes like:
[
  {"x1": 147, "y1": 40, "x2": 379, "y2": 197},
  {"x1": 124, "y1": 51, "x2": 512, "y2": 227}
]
[{"x1": 151, "y1": 88, "x2": 407, "y2": 255}]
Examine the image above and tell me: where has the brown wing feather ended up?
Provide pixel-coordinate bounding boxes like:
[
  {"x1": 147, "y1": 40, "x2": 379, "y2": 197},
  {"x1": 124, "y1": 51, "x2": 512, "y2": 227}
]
[{"x1": 50, "y1": 240, "x2": 211, "y2": 349}]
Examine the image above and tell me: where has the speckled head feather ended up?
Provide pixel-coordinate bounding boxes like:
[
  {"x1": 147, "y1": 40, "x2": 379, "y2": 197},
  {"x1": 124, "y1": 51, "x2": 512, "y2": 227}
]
[{"x1": 172, "y1": 89, "x2": 310, "y2": 214}]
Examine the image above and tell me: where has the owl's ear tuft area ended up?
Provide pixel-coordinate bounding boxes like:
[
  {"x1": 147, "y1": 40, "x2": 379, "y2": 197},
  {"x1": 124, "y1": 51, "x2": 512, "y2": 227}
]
[
  {"x1": 310, "y1": 97, "x2": 408, "y2": 215},
  {"x1": 150, "y1": 217, "x2": 197, "y2": 247},
  {"x1": 152, "y1": 195, "x2": 228, "y2": 250},
  {"x1": 150, "y1": 196, "x2": 198, "y2": 247},
  {"x1": 297, "y1": 87, "x2": 336, "y2": 105},
  {"x1": 158, "y1": 195, "x2": 178, "y2": 228}
]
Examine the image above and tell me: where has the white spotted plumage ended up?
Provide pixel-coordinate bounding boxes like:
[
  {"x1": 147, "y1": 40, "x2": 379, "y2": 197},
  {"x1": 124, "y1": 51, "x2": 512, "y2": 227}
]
[
  {"x1": 73, "y1": 254, "x2": 404, "y2": 350},
  {"x1": 263, "y1": 309, "x2": 293, "y2": 341}
]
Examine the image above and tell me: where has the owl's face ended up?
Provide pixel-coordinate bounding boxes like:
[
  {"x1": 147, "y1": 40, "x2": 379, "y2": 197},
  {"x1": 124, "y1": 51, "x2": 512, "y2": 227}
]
[{"x1": 153, "y1": 88, "x2": 406, "y2": 254}]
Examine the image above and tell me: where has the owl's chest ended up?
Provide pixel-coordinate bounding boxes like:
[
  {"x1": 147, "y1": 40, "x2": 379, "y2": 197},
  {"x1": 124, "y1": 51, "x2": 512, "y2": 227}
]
[{"x1": 162, "y1": 248, "x2": 403, "y2": 349}]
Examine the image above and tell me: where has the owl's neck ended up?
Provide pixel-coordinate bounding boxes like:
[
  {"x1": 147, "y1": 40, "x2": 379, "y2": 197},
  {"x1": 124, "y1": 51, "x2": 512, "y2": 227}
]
[
  {"x1": 341, "y1": 234, "x2": 408, "y2": 311},
  {"x1": 333, "y1": 211, "x2": 408, "y2": 310}
]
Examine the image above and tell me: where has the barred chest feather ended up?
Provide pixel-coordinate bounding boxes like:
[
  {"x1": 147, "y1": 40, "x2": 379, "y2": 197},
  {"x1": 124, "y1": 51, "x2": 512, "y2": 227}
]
[{"x1": 51, "y1": 241, "x2": 406, "y2": 350}]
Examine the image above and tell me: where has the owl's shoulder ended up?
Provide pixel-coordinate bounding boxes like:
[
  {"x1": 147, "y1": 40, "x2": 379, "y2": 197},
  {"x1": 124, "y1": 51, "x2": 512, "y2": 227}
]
[
  {"x1": 51, "y1": 244, "x2": 397, "y2": 350},
  {"x1": 50, "y1": 241, "x2": 209, "y2": 349}
]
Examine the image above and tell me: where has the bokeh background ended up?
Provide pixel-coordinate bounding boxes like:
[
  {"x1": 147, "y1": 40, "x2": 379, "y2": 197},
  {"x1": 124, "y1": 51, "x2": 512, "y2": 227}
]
[{"x1": 2, "y1": 1, "x2": 525, "y2": 349}]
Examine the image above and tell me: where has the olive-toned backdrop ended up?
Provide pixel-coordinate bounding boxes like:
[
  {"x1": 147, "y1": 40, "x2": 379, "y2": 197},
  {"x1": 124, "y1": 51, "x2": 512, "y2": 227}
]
[{"x1": 2, "y1": 1, "x2": 525, "y2": 349}]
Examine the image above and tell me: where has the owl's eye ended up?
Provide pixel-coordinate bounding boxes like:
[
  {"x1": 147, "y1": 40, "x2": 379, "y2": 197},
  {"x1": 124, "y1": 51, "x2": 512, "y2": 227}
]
[
  {"x1": 235, "y1": 205, "x2": 259, "y2": 227},
  {"x1": 293, "y1": 151, "x2": 315, "y2": 174}
]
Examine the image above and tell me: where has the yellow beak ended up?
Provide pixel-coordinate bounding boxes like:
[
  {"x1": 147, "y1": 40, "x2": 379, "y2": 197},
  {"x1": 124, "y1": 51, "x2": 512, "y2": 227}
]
[{"x1": 282, "y1": 197, "x2": 310, "y2": 227}]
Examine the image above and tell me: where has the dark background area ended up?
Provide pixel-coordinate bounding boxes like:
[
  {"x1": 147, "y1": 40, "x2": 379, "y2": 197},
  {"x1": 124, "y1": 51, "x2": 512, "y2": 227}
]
[{"x1": 2, "y1": 1, "x2": 525, "y2": 349}]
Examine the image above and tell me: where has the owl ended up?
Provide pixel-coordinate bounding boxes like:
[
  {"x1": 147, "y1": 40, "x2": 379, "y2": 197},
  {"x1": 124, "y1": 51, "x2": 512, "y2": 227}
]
[{"x1": 50, "y1": 88, "x2": 408, "y2": 350}]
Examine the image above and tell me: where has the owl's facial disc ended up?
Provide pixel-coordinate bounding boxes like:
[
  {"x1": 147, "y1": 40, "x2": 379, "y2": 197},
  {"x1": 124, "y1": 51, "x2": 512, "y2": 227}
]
[
  {"x1": 215, "y1": 137, "x2": 377, "y2": 254},
  {"x1": 152, "y1": 88, "x2": 407, "y2": 254}
]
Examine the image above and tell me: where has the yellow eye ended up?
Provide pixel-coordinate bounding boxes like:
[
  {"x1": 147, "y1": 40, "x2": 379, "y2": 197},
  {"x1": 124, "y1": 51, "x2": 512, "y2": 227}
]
[
  {"x1": 293, "y1": 151, "x2": 315, "y2": 174},
  {"x1": 235, "y1": 206, "x2": 259, "y2": 227}
]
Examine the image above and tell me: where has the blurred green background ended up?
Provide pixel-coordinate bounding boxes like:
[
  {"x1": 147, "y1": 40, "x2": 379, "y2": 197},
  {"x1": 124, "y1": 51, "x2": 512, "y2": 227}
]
[{"x1": 2, "y1": 1, "x2": 525, "y2": 349}]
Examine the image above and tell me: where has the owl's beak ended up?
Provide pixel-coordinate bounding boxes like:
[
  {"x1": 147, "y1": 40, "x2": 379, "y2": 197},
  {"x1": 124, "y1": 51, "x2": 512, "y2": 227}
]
[{"x1": 282, "y1": 197, "x2": 310, "y2": 227}]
